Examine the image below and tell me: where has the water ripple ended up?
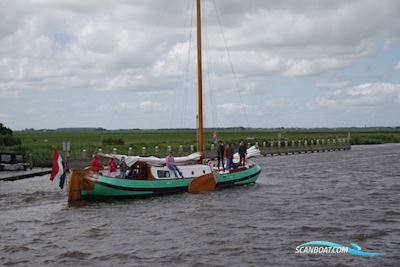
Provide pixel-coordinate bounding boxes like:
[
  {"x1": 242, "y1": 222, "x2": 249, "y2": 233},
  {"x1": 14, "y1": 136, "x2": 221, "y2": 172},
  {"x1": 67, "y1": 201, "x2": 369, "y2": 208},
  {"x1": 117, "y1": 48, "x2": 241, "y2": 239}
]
[{"x1": 0, "y1": 144, "x2": 399, "y2": 266}]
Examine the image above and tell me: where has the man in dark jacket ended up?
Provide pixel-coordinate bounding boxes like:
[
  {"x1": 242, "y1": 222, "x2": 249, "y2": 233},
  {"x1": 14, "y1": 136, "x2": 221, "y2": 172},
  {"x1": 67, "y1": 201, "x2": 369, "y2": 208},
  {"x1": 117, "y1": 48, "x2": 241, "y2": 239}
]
[
  {"x1": 217, "y1": 140, "x2": 225, "y2": 171},
  {"x1": 238, "y1": 141, "x2": 247, "y2": 166}
]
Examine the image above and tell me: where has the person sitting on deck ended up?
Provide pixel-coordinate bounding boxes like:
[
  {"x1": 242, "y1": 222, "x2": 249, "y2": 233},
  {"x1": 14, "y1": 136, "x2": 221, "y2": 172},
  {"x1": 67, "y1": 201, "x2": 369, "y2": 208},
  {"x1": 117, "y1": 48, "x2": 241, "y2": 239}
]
[
  {"x1": 166, "y1": 151, "x2": 184, "y2": 178},
  {"x1": 126, "y1": 165, "x2": 137, "y2": 179},
  {"x1": 91, "y1": 155, "x2": 104, "y2": 172},
  {"x1": 119, "y1": 156, "x2": 128, "y2": 179}
]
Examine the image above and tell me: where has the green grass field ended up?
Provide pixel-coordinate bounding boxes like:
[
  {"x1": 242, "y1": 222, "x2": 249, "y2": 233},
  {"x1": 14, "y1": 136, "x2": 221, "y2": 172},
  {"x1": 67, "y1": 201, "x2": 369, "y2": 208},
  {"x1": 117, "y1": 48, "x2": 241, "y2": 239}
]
[{"x1": 1, "y1": 128, "x2": 400, "y2": 167}]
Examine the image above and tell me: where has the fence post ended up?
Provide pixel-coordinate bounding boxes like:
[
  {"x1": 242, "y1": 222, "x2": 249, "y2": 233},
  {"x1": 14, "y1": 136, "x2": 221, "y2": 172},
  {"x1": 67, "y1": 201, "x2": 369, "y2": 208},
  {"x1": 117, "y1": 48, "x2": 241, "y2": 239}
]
[
  {"x1": 82, "y1": 149, "x2": 87, "y2": 159},
  {"x1": 29, "y1": 153, "x2": 33, "y2": 169},
  {"x1": 179, "y1": 145, "x2": 184, "y2": 155}
]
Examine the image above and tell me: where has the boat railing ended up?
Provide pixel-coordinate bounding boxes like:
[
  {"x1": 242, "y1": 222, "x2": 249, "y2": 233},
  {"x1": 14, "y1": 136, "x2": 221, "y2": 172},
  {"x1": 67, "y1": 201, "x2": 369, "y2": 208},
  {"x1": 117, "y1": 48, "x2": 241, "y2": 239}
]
[{"x1": 63, "y1": 138, "x2": 350, "y2": 168}]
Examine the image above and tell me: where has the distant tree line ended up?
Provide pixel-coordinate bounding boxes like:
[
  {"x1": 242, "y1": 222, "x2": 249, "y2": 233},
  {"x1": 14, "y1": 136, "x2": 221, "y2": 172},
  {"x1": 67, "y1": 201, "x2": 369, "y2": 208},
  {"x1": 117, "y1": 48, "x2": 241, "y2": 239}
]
[
  {"x1": 0, "y1": 123, "x2": 12, "y2": 135},
  {"x1": 0, "y1": 123, "x2": 21, "y2": 146},
  {"x1": 102, "y1": 137, "x2": 125, "y2": 145}
]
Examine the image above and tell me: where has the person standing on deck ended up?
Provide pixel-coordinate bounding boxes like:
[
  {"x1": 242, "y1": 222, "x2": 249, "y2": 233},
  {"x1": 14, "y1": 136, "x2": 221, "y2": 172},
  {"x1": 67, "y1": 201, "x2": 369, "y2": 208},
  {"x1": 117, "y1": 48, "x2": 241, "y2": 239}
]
[
  {"x1": 217, "y1": 140, "x2": 225, "y2": 171},
  {"x1": 91, "y1": 155, "x2": 104, "y2": 172},
  {"x1": 119, "y1": 156, "x2": 128, "y2": 179},
  {"x1": 229, "y1": 143, "x2": 235, "y2": 169},
  {"x1": 108, "y1": 158, "x2": 117, "y2": 177},
  {"x1": 225, "y1": 143, "x2": 233, "y2": 170},
  {"x1": 166, "y1": 152, "x2": 184, "y2": 178},
  {"x1": 238, "y1": 141, "x2": 247, "y2": 166}
]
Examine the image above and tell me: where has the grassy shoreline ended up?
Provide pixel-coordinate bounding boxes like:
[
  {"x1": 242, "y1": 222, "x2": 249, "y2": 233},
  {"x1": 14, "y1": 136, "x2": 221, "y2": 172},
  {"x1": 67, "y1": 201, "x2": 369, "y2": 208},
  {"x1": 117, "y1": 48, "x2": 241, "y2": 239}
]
[{"x1": 2, "y1": 128, "x2": 400, "y2": 167}]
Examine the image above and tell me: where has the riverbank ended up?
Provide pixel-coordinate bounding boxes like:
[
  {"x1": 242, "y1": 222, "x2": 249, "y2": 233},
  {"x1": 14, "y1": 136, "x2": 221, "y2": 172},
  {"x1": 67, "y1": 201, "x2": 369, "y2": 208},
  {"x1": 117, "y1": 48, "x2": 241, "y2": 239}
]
[
  {"x1": 1, "y1": 128, "x2": 399, "y2": 167},
  {"x1": 0, "y1": 168, "x2": 51, "y2": 181}
]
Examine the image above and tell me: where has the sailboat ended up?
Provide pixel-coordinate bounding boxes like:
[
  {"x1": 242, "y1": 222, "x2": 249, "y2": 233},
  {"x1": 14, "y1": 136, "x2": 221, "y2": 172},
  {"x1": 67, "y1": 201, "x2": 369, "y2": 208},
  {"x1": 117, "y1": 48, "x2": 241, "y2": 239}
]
[{"x1": 67, "y1": 0, "x2": 262, "y2": 201}]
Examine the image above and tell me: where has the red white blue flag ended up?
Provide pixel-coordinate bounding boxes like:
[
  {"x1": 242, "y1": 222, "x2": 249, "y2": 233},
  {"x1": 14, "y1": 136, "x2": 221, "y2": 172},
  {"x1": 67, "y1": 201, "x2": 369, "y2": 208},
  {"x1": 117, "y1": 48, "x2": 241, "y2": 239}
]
[{"x1": 50, "y1": 149, "x2": 66, "y2": 189}]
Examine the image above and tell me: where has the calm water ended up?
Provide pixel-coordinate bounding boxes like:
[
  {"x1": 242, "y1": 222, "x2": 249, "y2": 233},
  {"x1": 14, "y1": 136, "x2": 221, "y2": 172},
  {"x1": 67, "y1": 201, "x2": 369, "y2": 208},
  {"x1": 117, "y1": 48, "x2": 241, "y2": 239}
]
[{"x1": 1, "y1": 144, "x2": 399, "y2": 266}]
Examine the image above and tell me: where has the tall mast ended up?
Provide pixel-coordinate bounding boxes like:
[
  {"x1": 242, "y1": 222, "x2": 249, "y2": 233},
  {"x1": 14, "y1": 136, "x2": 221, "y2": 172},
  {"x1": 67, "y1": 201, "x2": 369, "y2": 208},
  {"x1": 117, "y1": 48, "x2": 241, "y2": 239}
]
[{"x1": 196, "y1": 0, "x2": 204, "y2": 157}]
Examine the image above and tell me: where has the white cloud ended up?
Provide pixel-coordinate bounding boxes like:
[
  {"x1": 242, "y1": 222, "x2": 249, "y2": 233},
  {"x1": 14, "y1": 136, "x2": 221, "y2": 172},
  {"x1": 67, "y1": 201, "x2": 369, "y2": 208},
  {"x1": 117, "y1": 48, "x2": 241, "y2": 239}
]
[
  {"x1": 105, "y1": 70, "x2": 144, "y2": 91},
  {"x1": 151, "y1": 42, "x2": 193, "y2": 77},
  {"x1": 1, "y1": 0, "x2": 399, "y2": 98},
  {"x1": 1, "y1": 0, "x2": 400, "y2": 129},
  {"x1": 217, "y1": 103, "x2": 250, "y2": 115},
  {"x1": 139, "y1": 101, "x2": 167, "y2": 113},
  {"x1": 307, "y1": 97, "x2": 337, "y2": 109},
  {"x1": 307, "y1": 82, "x2": 400, "y2": 109},
  {"x1": 342, "y1": 83, "x2": 400, "y2": 106},
  {"x1": 315, "y1": 80, "x2": 351, "y2": 90},
  {"x1": 395, "y1": 61, "x2": 400, "y2": 70},
  {"x1": 208, "y1": 0, "x2": 400, "y2": 76}
]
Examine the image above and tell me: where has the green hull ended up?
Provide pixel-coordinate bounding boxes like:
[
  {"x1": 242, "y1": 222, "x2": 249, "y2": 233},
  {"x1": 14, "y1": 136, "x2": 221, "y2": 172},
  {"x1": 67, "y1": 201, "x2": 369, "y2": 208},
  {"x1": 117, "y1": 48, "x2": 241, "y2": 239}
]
[{"x1": 82, "y1": 164, "x2": 261, "y2": 198}]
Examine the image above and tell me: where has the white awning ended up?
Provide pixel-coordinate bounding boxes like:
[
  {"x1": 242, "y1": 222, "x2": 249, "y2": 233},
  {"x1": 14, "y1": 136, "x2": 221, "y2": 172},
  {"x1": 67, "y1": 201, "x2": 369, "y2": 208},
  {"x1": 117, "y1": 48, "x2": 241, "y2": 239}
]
[
  {"x1": 233, "y1": 145, "x2": 261, "y2": 163},
  {"x1": 97, "y1": 152, "x2": 202, "y2": 167}
]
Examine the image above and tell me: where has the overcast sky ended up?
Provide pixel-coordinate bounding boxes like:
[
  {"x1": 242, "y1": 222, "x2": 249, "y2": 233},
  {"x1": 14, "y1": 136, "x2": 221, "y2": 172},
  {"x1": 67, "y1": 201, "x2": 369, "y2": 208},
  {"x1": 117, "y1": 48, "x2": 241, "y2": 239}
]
[{"x1": 1, "y1": 0, "x2": 400, "y2": 130}]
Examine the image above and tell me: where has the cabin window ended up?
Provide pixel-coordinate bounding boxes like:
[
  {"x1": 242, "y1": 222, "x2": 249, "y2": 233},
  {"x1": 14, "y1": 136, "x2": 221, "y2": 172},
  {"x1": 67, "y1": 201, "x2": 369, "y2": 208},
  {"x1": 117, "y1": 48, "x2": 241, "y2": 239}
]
[
  {"x1": 15, "y1": 155, "x2": 23, "y2": 162},
  {"x1": 203, "y1": 170, "x2": 206, "y2": 174},
  {"x1": 1, "y1": 154, "x2": 11, "y2": 162},
  {"x1": 157, "y1": 170, "x2": 171, "y2": 178},
  {"x1": 191, "y1": 171, "x2": 194, "y2": 175}
]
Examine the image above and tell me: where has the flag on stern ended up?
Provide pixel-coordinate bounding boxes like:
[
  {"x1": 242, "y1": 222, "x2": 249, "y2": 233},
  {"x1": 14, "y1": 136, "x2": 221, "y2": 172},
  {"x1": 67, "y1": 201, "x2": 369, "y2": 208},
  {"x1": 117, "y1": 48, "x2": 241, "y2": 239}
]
[{"x1": 50, "y1": 149, "x2": 67, "y2": 189}]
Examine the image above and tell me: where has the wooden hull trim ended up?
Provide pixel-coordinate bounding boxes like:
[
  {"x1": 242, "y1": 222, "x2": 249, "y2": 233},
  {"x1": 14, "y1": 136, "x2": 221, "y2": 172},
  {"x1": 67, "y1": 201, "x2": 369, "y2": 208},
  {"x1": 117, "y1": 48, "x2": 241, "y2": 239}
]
[{"x1": 95, "y1": 180, "x2": 189, "y2": 193}]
